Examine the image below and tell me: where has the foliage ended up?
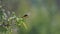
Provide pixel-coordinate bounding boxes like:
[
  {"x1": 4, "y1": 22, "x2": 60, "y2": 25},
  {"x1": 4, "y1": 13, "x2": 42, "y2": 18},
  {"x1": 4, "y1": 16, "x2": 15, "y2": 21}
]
[{"x1": 0, "y1": 0, "x2": 60, "y2": 34}]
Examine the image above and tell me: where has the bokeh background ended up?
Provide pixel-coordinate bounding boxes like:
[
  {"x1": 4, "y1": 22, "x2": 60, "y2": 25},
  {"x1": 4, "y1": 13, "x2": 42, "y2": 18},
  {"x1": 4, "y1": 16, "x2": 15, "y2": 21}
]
[{"x1": 0, "y1": 0, "x2": 60, "y2": 34}]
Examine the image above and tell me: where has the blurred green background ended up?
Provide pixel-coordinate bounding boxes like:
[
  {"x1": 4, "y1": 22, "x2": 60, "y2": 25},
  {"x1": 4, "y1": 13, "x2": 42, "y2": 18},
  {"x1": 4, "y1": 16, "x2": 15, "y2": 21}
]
[{"x1": 0, "y1": 0, "x2": 60, "y2": 34}]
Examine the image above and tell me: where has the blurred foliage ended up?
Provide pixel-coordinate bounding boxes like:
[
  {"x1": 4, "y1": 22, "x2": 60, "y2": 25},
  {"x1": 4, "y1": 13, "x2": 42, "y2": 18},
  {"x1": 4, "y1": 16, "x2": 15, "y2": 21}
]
[
  {"x1": 0, "y1": 26, "x2": 7, "y2": 32},
  {"x1": 0, "y1": 0, "x2": 60, "y2": 34}
]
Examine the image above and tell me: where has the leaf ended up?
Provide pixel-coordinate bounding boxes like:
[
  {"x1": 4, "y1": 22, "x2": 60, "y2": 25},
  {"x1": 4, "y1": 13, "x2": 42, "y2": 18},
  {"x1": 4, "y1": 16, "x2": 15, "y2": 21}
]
[{"x1": 22, "y1": 21, "x2": 28, "y2": 30}]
